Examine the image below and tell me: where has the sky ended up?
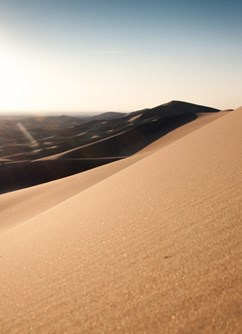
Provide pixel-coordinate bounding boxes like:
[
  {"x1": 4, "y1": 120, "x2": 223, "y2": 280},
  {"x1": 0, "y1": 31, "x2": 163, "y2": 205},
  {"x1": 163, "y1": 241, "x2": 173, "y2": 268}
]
[{"x1": 0, "y1": 0, "x2": 241, "y2": 113}]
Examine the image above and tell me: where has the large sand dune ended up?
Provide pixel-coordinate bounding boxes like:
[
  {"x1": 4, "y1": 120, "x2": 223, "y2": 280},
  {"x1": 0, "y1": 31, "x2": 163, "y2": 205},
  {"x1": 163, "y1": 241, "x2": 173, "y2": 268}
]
[
  {"x1": 0, "y1": 110, "x2": 226, "y2": 233},
  {"x1": 0, "y1": 108, "x2": 241, "y2": 333},
  {"x1": 0, "y1": 101, "x2": 219, "y2": 194}
]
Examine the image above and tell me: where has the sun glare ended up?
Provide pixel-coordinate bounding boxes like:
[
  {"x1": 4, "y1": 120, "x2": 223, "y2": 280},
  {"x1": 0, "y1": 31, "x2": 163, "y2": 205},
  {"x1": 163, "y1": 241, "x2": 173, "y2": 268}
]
[{"x1": 0, "y1": 43, "x2": 29, "y2": 111}]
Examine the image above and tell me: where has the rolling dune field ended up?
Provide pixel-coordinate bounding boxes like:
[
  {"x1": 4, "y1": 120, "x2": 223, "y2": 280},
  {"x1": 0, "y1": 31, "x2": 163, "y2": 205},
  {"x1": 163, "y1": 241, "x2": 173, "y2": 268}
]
[{"x1": 0, "y1": 107, "x2": 241, "y2": 333}]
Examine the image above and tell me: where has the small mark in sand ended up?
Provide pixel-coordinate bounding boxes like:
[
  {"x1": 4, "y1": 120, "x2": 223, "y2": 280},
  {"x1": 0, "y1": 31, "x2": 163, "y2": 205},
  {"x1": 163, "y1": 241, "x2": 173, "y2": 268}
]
[{"x1": 164, "y1": 255, "x2": 173, "y2": 260}]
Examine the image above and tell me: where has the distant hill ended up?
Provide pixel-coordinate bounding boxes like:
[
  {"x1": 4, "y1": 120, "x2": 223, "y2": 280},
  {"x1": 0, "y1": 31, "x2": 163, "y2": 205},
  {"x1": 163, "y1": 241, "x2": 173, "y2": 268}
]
[
  {"x1": 130, "y1": 100, "x2": 219, "y2": 119},
  {"x1": 0, "y1": 100, "x2": 223, "y2": 193},
  {"x1": 90, "y1": 111, "x2": 126, "y2": 121}
]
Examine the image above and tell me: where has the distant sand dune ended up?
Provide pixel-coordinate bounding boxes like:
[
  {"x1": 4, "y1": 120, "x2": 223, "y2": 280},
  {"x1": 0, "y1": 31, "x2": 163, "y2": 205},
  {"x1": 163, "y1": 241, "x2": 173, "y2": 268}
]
[
  {"x1": 0, "y1": 108, "x2": 241, "y2": 333},
  {"x1": 1, "y1": 101, "x2": 220, "y2": 194}
]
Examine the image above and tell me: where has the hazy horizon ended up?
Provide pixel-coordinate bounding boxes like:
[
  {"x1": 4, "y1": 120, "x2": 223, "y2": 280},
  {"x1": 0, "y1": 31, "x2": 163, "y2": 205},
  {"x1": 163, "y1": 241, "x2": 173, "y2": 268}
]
[
  {"x1": 0, "y1": 99, "x2": 226, "y2": 116},
  {"x1": 0, "y1": 0, "x2": 241, "y2": 113}
]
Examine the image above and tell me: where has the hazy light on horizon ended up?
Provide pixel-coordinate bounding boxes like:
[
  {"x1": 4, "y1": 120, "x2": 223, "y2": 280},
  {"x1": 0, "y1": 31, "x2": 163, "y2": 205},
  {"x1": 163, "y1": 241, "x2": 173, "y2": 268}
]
[{"x1": 0, "y1": 0, "x2": 241, "y2": 113}]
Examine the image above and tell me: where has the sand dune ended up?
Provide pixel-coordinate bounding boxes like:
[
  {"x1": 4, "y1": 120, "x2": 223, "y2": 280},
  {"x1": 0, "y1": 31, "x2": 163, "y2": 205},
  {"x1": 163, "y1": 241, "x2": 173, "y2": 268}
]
[
  {"x1": 0, "y1": 110, "x2": 227, "y2": 233},
  {"x1": 1, "y1": 101, "x2": 219, "y2": 193},
  {"x1": 0, "y1": 108, "x2": 241, "y2": 333},
  {"x1": 140, "y1": 111, "x2": 228, "y2": 153}
]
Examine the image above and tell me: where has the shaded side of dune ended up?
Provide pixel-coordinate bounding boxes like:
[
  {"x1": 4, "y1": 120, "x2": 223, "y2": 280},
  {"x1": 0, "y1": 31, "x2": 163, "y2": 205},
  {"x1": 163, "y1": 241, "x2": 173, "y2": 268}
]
[
  {"x1": 0, "y1": 112, "x2": 196, "y2": 193},
  {"x1": 50, "y1": 112, "x2": 197, "y2": 159},
  {"x1": 0, "y1": 158, "x2": 121, "y2": 194}
]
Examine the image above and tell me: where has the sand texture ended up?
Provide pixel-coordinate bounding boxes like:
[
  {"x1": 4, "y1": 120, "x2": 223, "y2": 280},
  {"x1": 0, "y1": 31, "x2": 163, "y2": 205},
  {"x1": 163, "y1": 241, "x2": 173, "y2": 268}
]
[{"x1": 0, "y1": 108, "x2": 241, "y2": 333}]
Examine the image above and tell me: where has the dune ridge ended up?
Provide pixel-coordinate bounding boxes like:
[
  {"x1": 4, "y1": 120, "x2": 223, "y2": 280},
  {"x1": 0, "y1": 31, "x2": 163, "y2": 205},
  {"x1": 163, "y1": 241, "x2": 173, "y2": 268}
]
[
  {"x1": 0, "y1": 108, "x2": 241, "y2": 333},
  {"x1": 0, "y1": 100, "x2": 220, "y2": 194}
]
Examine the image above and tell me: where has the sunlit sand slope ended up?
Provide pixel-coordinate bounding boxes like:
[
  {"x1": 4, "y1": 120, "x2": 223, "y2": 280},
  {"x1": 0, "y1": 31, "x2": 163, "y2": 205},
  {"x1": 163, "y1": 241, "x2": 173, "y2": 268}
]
[
  {"x1": 0, "y1": 154, "x2": 144, "y2": 233},
  {"x1": 0, "y1": 108, "x2": 241, "y2": 333}
]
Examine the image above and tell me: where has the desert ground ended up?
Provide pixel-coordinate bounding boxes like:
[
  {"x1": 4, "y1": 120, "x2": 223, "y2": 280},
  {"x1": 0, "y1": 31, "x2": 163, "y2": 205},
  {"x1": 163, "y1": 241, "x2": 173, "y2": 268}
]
[{"x1": 0, "y1": 102, "x2": 241, "y2": 333}]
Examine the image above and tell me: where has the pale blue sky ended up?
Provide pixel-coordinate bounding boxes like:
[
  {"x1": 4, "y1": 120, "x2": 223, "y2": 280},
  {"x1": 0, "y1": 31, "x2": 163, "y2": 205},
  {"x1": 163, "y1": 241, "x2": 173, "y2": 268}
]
[{"x1": 0, "y1": 0, "x2": 241, "y2": 112}]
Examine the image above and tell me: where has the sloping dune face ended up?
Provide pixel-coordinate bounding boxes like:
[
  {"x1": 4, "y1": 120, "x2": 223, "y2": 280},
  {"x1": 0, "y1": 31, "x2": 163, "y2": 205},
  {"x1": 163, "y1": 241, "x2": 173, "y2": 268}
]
[
  {"x1": 0, "y1": 108, "x2": 241, "y2": 333},
  {"x1": 0, "y1": 110, "x2": 226, "y2": 232}
]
